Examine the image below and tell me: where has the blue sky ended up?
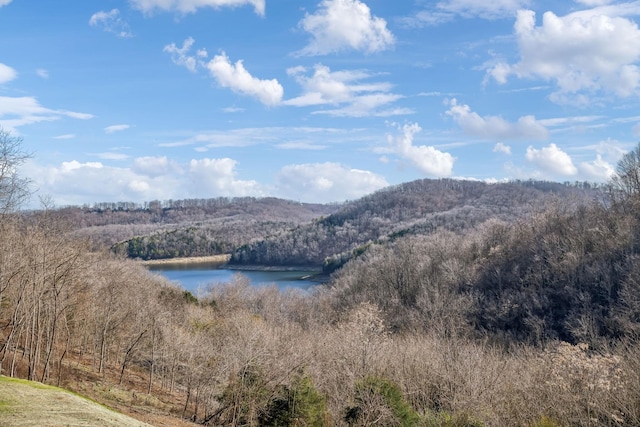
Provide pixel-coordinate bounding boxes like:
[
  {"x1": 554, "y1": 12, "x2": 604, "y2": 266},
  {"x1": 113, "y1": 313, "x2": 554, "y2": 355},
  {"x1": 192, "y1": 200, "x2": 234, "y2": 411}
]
[{"x1": 1, "y1": 0, "x2": 640, "y2": 207}]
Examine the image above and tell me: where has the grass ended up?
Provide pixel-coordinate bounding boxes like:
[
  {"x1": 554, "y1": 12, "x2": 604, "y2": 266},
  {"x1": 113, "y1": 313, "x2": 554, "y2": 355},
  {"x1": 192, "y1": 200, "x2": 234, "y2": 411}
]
[{"x1": 0, "y1": 375, "x2": 153, "y2": 426}]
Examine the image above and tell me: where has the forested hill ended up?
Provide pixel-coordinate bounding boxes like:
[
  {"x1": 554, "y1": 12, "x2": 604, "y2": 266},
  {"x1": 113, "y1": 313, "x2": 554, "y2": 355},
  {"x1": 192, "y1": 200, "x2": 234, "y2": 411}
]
[
  {"x1": 229, "y1": 179, "x2": 599, "y2": 268},
  {"x1": 47, "y1": 180, "x2": 598, "y2": 263},
  {"x1": 44, "y1": 197, "x2": 341, "y2": 258}
]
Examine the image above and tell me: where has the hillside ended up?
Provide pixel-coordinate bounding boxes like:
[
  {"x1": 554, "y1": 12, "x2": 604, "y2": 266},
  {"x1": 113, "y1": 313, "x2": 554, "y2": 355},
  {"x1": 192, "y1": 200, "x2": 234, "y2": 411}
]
[
  {"x1": 0, "y1": 376, "x2": 151, "y2": 427},
  {"x1": 46, "y1": 179, "x2": 599, "y2": 265},
  {"x1": 230, "y1": 179, "x2": 598, "y2": 268},
  {"x1": 44, "y1": 196, "x2": 341, "y2": 258}
]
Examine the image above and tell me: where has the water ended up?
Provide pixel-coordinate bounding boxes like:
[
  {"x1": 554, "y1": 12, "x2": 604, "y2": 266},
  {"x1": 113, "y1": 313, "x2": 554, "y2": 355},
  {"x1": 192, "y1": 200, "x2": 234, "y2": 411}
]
[{"x1": 147, "y1": 263, "x2": 323, "y2": 294}]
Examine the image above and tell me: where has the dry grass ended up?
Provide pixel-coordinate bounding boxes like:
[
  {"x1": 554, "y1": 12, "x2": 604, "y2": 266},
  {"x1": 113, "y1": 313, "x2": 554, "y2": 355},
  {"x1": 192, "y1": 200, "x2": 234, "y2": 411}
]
[
  {"x1": 138, "y1": 254, "x2": 230, "y2": 266},
  {"x1": 0, "y1": 375, "x2": 153, "y2": 427}
]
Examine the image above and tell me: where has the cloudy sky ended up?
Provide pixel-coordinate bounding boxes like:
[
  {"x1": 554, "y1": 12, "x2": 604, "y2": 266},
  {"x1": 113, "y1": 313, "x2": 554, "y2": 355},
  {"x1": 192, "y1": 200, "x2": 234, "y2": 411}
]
[{"x1": 1, "y1": 0, "x2": 640, "y2": 207}]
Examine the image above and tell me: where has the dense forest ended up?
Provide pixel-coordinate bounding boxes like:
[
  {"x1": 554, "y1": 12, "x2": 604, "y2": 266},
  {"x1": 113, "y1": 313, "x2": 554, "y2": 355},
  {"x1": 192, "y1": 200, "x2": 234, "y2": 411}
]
[{"x1": 3, "y1": 127, "x2": 640, "y2": 426}]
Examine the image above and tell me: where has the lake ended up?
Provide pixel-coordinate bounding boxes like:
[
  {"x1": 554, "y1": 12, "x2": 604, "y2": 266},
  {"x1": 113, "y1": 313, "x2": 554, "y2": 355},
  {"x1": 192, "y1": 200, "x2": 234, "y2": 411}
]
[{"x1": 147, "y1": 263, "x2": 324, "y2": 294}]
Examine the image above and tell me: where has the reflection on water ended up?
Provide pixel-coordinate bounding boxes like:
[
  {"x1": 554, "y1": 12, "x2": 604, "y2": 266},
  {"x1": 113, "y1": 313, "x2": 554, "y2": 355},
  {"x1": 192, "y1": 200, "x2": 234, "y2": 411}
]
[{"x1": 147, "y1": 262, "x2": 323, "y2": 293}]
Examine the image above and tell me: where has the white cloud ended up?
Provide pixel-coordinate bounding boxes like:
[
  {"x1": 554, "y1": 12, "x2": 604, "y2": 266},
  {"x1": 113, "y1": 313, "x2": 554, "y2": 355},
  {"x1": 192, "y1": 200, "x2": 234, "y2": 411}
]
[
  {"x1": 24, "y1": 155, "x2": 266, "y2": 207},
  {"x1": 164, "y1": 39, "x2": 284, "y2": 106},
  {"x1": 161, "y1": 126, "x2": 361, "y2": 151},
  {"x1": 164, "y1": 37, "x2": 198, "y2": 72},
  {"x1": 36, "y1": 69, "x2": 49, "y2": 79},
  {"x1": 61, "y1": 160, "x2": 104, "y2": 172},
  {"x1": 276, "y1": 141, "x2": 327, "y2": 150},
  {"x1": 205, "y1": 52, "x2": 283, "y2": 106},
  {"x1": 579, "y1": 154, "x2": 615, "y2": 180},
  {"x1": 405, "y1": 0, "x2": 529, "y2": 26},
  {"x1": 0, "y1": 63, "x2": 17, "y2": 84},
  {"x1": 576, "y1": 0, "x2": 613, "y2": 5},
  {"x1": 284, "y1": 64, "x2": 409, "y2": 117},
  {"x1": 189, "y1": 158, "x2": 263, "y2": 196},
  {"x1": 104, "y1": 124, "x2": 130, "y2": 134},
  {"x1": 222, "y1": 106, "x2": 244, "y2": 113},
  {"x1": 130, "y1": 0, "x2": 265, "y2": 16},
  {"x1": 488, "y1": 7, "x2": 640, "y2": 102},
  {"x1": 0, "y1": 96, "x2": 93, "y2": 133},
  {"x1": 95, "y1": 152, "x2": 130, "y2": 161},
  {"x1": 0, "y1": 0, "x2": 12, "y2": 7},
  {"x1": 526, "y1": 143, "x2": 578, "y2": 176},
  {"x1": 436, "y1": 0, "x2": 529, "y2": 19},
  {"x1": 493, "y1": 142, "x2": 512, "y2": 155},
  {"x1": 89, "y1": 9, "x2": 132, "y2": 38},
  {"x1": 387, "y1": 123, "x2": 455, "y2": 177},
  {"x1": 25, "y1": 160, "x2": 169, "y2": 206},
  {"x1": 538, "y1": 115, "x2": 605, "y2": 128},
  {"x1": 132, "y1": 156, "x2": 176, "y2": 177},
  {"x1": 298, "y1": 0, "x2": 394, "y2": 55},
  {"x1": 275, "y1": 162, "x2": 388, "y2": 202},
  {"x1": 446, "y1": 99, "x2": 548, "y2": 140},
  {"x1": 53, "y1": 134, "x2": 76, "y2": 140}
]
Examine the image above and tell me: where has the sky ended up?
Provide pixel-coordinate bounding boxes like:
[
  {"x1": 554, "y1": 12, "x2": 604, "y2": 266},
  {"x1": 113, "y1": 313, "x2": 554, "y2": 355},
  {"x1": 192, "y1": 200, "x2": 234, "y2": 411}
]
[{"x1": 1, "y1": 0, "x2": 640, "y2": 207}]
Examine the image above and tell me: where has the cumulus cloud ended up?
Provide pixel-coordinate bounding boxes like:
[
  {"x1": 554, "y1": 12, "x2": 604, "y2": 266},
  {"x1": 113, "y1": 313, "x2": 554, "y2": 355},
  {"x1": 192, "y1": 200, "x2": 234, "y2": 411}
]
[
  {"x1": 298, "y1": 0, "x2": 394, "y2": 55},
  {"x1": 24, "y1": 155, "x2": 266, "y2": 207},
  {"x1": 132, "y1": 156, "x2": 177, "y2": 177},
  {"x1": 284, "y1": 64, "x2": 409, "y2": 117},
  {"x1": 579, "y1": 154, "x2": 615, "y2": 180},
  {"x1": 275, "y1": 162, "x2": 388, "y2": 202},
  {"x1": 0, "y1": 96, "x2": 93, "y2": 133},
  {"x1": 526, "y1": 143, "x2": 578, "y2": 176},
  {"x1": 130, "y1": 0, "x2": 265, "y2": 16},
  {"x1": 446, "y1": 99, "x2": 548, "y2": 140},
  {"x1": 404, "y1": 0, "x2": 529, "y2": 26},
  {"x1": 487, "y1": 7, "x2": 640, "y2": 103},
  {"x1": 493, "y1": 142, "x2": 512, "y2": 155},
  {"x1": 89, "y1": 9, "x2": 132, "y2": 38},
  {"x1": 104, "y1": 124, "x2": 130, "y2": 134},
  {"x1": 189, "y1": 158, "x2": 263, "y2": 196},
  {"x1": 25, "y1": 160, "x2": 171, "y2": 207},
  {"x1": 205, "y1": 52, "x2": 283, "y2": 106},
  {"x1": 386, "y1": 123, "x2": 455, "y2": 177},
  {"x1": 164, "y1": 38, "x2": 282, "y2": 105},
  {"x1": 164, "y1": 37, "x2": 198, "y2": 72},
  {"x1": 0, "y1": 63, "x2": 17, "y2": 84}
]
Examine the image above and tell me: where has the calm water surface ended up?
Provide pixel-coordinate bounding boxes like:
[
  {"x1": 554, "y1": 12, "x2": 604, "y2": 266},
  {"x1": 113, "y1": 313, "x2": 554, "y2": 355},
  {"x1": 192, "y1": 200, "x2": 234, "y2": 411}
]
[{"x1": 148, "y1": 263, "x2": 323, "y2": 293}]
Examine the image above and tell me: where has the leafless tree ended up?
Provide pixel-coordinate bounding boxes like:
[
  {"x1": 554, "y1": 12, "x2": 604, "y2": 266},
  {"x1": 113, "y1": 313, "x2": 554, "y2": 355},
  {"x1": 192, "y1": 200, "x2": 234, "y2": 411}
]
[{"x1": 0, "y1": 128, "x2": 31, "y2": 216}]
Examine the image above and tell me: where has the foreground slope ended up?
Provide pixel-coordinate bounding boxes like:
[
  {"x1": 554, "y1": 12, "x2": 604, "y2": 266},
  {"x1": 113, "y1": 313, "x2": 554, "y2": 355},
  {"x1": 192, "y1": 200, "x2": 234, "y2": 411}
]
[{"x1": 0, "y1": 376, "x2": 152, "y2": 427}]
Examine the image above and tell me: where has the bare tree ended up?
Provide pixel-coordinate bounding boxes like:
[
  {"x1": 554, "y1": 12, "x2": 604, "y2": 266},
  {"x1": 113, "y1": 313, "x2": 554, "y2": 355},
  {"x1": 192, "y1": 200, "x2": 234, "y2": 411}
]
[
  {"x1": 0, "y1": 128, "x2": 31, "y2": 216},
  {"x1": 609, "y1": 142, "x2": 640, "y2": 211}
]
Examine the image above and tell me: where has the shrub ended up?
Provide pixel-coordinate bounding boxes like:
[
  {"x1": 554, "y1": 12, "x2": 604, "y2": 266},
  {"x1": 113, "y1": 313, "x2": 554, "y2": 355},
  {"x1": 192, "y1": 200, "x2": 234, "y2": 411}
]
[{"x1": 345, "y1": 376, "x2": 421, "y2": 426}]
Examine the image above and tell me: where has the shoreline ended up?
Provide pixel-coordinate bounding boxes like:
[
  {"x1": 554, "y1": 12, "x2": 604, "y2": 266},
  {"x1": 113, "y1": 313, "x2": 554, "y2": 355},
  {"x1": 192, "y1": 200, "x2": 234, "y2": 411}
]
[{"x1": 137, "y1": 254, "x2": 231, "y2": 266}]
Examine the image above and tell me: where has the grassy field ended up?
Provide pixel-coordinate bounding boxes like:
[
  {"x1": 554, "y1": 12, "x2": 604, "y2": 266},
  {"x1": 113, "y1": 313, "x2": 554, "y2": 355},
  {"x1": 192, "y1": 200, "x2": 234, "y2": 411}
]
[{"x1": 0, "y1": 376, "x2": 153, "y2": 427}]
